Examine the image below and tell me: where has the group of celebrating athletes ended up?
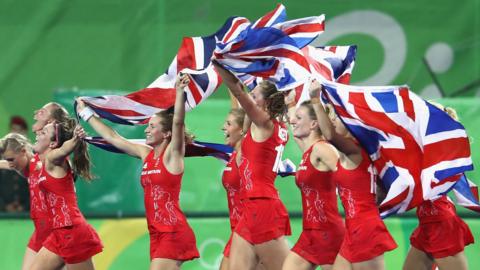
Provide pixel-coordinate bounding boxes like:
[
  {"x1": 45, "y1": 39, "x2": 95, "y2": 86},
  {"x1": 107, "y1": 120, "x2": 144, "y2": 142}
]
[{"x1": 0, "y1": 61, "x2": 474, "y2": 270}]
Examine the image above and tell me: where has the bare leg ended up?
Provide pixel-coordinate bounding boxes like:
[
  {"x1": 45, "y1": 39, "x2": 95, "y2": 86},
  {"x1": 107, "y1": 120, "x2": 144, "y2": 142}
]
[
  {"x1": 66, "y1": 258, "x2": 95, "y2": 270},
  {"x1": 29, "y1": 247, "x2": 64, "y2": 270},
  {"x1": 229, "y1": 233, "x2": 258, "y2": 270},
  {"x1": 282, "y1": 251, "x2": 316, "y2": 270},
  {"x1": 150, "y1": 258, "x2": 183, "y2": 270},
  {"x1": 403, "y1": 246, "x2": 433, "y2": 270},
  {"x1": 435, "y1": 251, "x2": 468, "y2": 270},
  {"x1": 332, "y1": 254, "x2": 353, "y2": 270},
  {"x1": 320, "y1": 264, "x2": 334, "y2": 270},
  {"x1": 21, "y1": 247, "x2": 37, "y2": 270},
  {"x1": 351, "y1": 254, "x2": 384, "y2": 270},
  {"x1": 220, "y1": 256, "x2": 229, "y2": 270},
  {"x1": 255, "y1": 236, "x2": 289, "y2": 270}
]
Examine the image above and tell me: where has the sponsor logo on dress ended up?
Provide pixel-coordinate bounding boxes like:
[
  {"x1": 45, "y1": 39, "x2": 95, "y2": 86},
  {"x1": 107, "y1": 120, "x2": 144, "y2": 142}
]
[{"x1": 141, "y1": 169, "x2": 161, "y2": 176}]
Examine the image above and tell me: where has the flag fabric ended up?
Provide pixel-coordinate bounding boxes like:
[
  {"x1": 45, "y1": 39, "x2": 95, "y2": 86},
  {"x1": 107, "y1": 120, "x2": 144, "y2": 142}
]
[
  {"x1": 451, "y1": 174, "x2": 480, "y2": 213},
  {"x1": 306, "y1": 45, "x2": 357, "y2": 84},
  {"x1": 273, "y1": 16, "x2": 325, "y2": 49},
  {"x1": 214, "y1": 4, "x2": 325, "y2": 91},
  {"x1": 320, "y1": 81, "x2": 473, "y2": 217},
  {"x1": 294, "y1": 45, "x2": 357, "y2": 105},
  {"x1": 80, "y1": 16, "x2": 251, "y2": 125},
  {"x1": 251, "y1": 3, "x2": 287, "y2": 29},
  {"x1": 277, "y1": 158, "x2": 297, "y2": 177}
]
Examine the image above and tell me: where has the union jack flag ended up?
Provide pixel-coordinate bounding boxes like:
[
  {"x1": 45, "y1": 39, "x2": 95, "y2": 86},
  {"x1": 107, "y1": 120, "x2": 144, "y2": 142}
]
[
  {"x1": 320, "y1": 81, "x2": 474, "y2": 217},
  {"x1": 80, "y1": 16, "x2": 250, "y2": 125},
  {"x1": 295, "y1": 45, "x2": 357, "y2": 105},
  {"x1": 214, "y1": 4, "x2": 325, "y2": 91}
]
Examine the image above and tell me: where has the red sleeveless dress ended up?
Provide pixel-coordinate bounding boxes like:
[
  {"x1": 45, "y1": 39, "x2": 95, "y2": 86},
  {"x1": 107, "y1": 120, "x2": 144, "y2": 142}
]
[
  {"x1": 234, "y1": 120, "x2": 291, "y2": 244},
  {"x1": 39, "y1": 165, "x2": 103, "y2": 264},
  {"x1": 410, "y1": 194, "x2": 474, "y2": 258},
  {"x1": 292, "y1": 141, "x2": 345, "y2": 265},
  {"x1": 221, "y1": 151, "x2": 243, "y2": 257},
  {"x1": 141, "y1": 150, "x2": 199, "y2": 261},
  {"x1": 335, "y1": 150, "x2": 397, "y2": 262},
  {"x1": 26, "y1": 154, "x2": 52, "y2": 252}
]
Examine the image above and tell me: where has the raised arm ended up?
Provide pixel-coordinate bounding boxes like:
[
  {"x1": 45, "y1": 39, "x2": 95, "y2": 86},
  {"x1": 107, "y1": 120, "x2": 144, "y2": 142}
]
[
  {"x1": 309, "y1": 81, "x2": 335, "y2": 140},
  {"x1": 228, "y1": 88, "x2": 240, "y2": 110},
  {"x1": 212, "y1": 60, "x2": 271, "y2": 129},
  {"x1": 76, "y1": 99, "x2": 151, "y2": 160},
  {"x1": 284, "y1": 90, "x2": 304, "y2": 150},
  {"x1": 46, "y1": 125, "x2": 84, "y2": 166},
  {"x1": 309, "y1": 81, "x2": 359, "y2": 155},
  {"x1": 165, "y1": 73, "x2": 189, "y2": 166}
]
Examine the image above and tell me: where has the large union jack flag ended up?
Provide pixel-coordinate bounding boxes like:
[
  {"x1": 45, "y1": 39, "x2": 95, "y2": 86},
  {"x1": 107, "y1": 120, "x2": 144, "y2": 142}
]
[
  {"x1": 320, "y1": 81, "x2": 474, "y2": 217},
  {"x1": 80, "y1": 16, "x2": 250, "y2": 125},
  {"x1": 214, "y1": 4, "x2": 325, "y2": 91}
]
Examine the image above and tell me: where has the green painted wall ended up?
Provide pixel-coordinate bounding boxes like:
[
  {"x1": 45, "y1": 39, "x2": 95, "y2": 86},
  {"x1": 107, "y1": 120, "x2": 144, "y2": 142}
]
[{"x1": 1, "y1": 0, "x2": 479, "y2": 136}]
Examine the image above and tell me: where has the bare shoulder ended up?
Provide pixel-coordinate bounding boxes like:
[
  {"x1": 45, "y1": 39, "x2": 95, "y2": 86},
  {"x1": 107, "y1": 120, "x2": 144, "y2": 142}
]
[{"x1": 311, "y1": 141, "x2": 339, "y2": 159}]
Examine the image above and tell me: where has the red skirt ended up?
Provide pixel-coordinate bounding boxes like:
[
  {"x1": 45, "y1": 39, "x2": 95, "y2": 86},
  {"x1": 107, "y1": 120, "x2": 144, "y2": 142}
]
[
  {"x1": 292, "y1": 227, "x2": 345, "y2": 265},
  {"x1": 410, "y1": 215, "x2": 474, "y2": 258},
  {"x1": 27, "y1": 217, "x2": 52, "y2": 252},
  {"x1": 339, "y1": 216, "x2": 397, "y2": 263},
  {"x1": 234, "y1": 198, "x2": 291, "y2": 244},
  {"x1": 149, "y1": 224, "x2": 200, "y2": 261},
  {"x1": 43, "y1": 222, "x2": 103, "y2": 264}
]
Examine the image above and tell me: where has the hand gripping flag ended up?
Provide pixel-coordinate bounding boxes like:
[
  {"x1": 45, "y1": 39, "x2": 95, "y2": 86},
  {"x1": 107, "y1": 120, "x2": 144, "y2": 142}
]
[{"x1": 320, "y1": 81, "x2": 473, "y2": 217}]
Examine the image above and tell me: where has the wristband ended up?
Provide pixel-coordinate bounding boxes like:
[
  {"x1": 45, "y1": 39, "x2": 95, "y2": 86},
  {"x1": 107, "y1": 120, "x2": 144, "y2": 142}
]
[{"x1": 79, "y1": 107, "x2": 95, "y2": 122}]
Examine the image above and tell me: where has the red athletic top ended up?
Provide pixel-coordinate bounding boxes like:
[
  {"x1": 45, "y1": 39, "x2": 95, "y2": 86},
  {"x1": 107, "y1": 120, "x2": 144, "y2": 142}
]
[
  {"x1": 222, "y1": 151, "x2": 243, "y2": 229},
  {"x1": 27, "y1": 154, "x2": 49, "y2": 219},
  {"x1": 416, "y1": 196, "x2": 456, "y2": 224},
  {"x1": 39, "y1": 165, "x2": 84, "y2": 229},
  {"x1": 335, "y1": 149, "x2": 378, "y2": 220},
  {"x1": 141, "y1": 150, "x2": 188, "y2": 232},
  {"x1": 296, "y1": 141, "x2": 343, "y2": 229},
  {"x1": 239, "y1": 120, "x2": 288, "y2": 199}
]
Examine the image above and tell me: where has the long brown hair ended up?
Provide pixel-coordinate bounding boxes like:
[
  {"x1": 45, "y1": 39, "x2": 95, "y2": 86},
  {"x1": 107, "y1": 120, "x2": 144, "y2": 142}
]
[
  {"x1": 51, "y1": 118, "x2": 94, "y2": 181},
  {"x1": 259, "y1": 81, "x2": 287, "y2": 121},
  {"x1": 154, "y1": 110, "x2": 195, "y2": 144}
]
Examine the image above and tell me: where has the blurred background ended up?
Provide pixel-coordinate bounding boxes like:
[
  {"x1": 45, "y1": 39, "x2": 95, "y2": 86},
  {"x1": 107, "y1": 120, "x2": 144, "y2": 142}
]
[{"x1": 0, "y1": 0, "x2": 479, "y2": 269}]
